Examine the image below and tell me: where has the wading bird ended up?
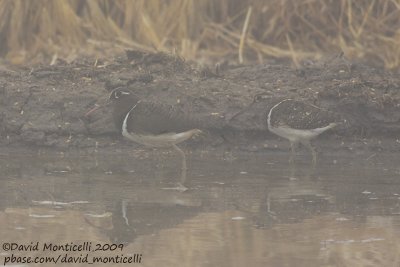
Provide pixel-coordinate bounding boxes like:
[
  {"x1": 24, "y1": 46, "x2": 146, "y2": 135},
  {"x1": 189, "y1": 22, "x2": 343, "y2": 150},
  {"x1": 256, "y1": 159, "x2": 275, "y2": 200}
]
[
  {"x1": 86, "y1": 87, "x2": 202, "y2": 191},
  {"x1": 267, "y1": 99, "x2": 337, "y2": 164}
]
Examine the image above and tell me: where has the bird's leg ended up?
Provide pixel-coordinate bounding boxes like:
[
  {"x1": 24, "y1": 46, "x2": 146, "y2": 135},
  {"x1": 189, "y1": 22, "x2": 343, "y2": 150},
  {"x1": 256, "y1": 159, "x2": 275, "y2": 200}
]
[
  {"x1": 302, "y1": 140, "x2": 317, "y2": 165},
  {"x1": 153, "y1": 148, "x2": 163, "y2": 169},
  {"x1": 172, "y1": 144, "x2": 188, "y2": 191},
  {"x1": 289, "y1": 142, "x2": 296, "y2": 164},
  {"x1": 173, "y1": 144, "x2": 187, "y2": 171}
]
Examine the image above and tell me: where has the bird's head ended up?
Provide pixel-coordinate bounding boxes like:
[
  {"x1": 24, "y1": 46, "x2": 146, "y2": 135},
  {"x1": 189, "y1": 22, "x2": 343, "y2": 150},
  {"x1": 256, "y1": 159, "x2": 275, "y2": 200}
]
[
  {"x1": 253, "y1": 93, "x2": 271, "y2": 103},
  {"x1": 85, "y1": 87, "x2": 140, "y2": 118},
  {"x1": 108, "y1": 87, "x2": 141, "y2": 130},
  {"x1": 109, "y1": 87, "x2": 137, "y2": 101},
  {"x1": 108, "y1": 87, "x2": 140, "y2": 112}
]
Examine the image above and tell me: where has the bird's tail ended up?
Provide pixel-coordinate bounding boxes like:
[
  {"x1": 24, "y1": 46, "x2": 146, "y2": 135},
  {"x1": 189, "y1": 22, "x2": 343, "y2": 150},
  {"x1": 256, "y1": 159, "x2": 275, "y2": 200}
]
[{"x1": 312, "y1": 122, "x2": 337, "y2": 134}]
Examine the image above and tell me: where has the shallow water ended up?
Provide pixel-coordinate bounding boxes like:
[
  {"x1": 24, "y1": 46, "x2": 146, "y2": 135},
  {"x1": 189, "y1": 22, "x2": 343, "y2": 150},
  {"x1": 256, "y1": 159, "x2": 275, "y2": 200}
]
[{"x1": 0, "y1": 148, "x2": 400, "y2": 267}]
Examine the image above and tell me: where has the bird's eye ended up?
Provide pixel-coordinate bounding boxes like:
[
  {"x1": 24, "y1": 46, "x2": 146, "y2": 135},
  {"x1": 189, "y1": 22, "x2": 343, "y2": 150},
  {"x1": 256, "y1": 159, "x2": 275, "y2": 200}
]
[
  {"x1": 114, "y1": 91, "x2": 121, "y2": 98},
  {"x1": 110, "y1": 88, "x2": 130, "y2": 100},
  {"x1": 253, "y1": 95, "x2": 262, "y2": 102},
  {"x1": 253, "y1": 94, "x2": 269, "y2": 103}
]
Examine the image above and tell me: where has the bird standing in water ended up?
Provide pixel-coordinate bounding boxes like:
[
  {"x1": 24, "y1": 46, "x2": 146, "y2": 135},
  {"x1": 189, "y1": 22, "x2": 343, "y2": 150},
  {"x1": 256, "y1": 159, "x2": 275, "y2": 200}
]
[
  {"x1": 86, "y1": 87, "x2": 202, "y2": 191},
  {"x1": 267, "y1": 99, "x2": 337, "y2": 164}
]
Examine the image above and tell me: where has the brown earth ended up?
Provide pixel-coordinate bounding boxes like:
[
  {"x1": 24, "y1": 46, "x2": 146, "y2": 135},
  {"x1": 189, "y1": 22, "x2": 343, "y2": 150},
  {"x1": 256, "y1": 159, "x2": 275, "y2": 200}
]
[{"x1": 0, "y1": 51, "x2": 399, "y2": 153}]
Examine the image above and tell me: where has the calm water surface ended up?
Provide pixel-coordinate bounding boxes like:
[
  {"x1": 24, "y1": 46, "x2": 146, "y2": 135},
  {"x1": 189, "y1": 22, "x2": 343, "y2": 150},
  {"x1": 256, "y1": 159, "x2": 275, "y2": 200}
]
[{"x1": 0, "y1": 148, "x2": 399, "y2": 267}]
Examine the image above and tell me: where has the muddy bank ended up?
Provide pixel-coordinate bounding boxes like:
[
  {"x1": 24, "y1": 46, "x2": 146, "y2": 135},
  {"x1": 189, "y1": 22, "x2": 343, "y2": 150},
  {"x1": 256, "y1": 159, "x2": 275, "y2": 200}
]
[{"x1": 0, "y1": 52, "x2": 399, "y2": 151}]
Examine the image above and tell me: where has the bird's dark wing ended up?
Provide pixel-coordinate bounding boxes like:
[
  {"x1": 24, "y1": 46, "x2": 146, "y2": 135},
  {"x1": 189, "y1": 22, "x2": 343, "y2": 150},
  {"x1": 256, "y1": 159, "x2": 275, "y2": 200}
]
[
  {"x1": 269, "y1": 100, "x2": 337, "y2": 129},
  {"x1": 126, "y1": 100, "x2": 199, "y2": 135}
]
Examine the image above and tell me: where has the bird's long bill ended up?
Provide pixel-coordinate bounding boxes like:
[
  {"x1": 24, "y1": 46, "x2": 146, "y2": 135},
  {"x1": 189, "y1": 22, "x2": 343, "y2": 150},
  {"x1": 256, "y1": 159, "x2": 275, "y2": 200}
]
[
  {"x1": 84, "y1": 104, "x2": 101, "y2": 117},
  {"x1": 84, "y1": 97, "x2": 110, "y2": 117}
]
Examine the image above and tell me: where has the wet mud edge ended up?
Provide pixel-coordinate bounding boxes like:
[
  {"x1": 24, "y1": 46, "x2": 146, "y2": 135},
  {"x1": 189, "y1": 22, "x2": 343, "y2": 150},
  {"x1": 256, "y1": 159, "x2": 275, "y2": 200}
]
[{"x1": 0, "y1": 51, "x2": 399, "y2": 153}]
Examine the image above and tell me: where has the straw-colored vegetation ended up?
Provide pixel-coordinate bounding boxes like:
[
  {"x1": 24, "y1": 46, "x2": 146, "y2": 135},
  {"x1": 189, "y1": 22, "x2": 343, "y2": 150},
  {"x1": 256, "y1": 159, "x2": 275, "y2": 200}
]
[{"x1": 0, "y1": 0, "x2": 399, "y2": 68}]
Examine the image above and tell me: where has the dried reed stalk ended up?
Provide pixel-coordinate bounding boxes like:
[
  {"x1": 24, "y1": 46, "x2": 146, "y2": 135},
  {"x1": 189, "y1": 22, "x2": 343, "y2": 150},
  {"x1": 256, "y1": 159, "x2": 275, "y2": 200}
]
[{"x1": 0, "y1": 0, "x2": 398, "y2": 69}]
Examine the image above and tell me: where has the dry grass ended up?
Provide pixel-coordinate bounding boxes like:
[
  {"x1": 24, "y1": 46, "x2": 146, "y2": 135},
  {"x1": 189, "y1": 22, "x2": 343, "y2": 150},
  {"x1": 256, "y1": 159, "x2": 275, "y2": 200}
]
[{"x1": 0, "y1": 0, "x2": 399, "y2": 68}]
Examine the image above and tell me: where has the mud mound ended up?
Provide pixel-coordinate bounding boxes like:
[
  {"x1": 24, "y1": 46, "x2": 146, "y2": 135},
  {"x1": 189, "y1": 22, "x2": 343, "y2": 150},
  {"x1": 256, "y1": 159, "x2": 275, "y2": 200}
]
[{"x1": 0, "y1": 51, "x2": 399, "y2": 150}]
